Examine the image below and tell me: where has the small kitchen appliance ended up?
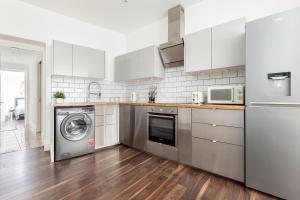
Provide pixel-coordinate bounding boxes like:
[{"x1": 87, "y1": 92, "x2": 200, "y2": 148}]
[
  {"x1": 207, "y1": 85, "x2": 244, "y2": 104},
  {"x1": 131, "y1": 92, "x2": 138, "y2": 102},
  {"x1": 192, "y1": 91, "x2": 205, "y2": 104}
]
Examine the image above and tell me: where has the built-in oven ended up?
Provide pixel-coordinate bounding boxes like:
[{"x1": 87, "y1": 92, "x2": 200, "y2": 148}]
[{"x1": 147, "y1": 106, "x2": 178, "y2": 147}]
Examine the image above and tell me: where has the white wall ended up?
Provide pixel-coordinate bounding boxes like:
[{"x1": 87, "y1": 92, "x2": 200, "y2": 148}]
[
  {"x1": 0, "y1": 0, "x2": 127, "y2": 80},
  {"x1": 127, "y1": 0, "x2": 300, "y2": 51},
  {"x1": 0, "y1": 0, "x2": 127, "y2": 155}
]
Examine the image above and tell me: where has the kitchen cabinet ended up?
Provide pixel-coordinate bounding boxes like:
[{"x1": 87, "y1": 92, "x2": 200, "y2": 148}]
[
  {"x1": 145, "y1": 141, "x2": 178, "y2": 161},
  {"x1": 133, "y1": 106, "x2": 147, "y2": 150},
  {"x1": 184, "y1": 28, "x2": 212, "y2": 72},
  {"x1": 53, "y1": 41, "x2": 73, "y2": 76},
  {"x1": 115, "y1": 45, "x2": 164, "y2": 82},
  {"x1": 191, "y1": 108, "x2": 244, "y2": 182},
  {"x1": 119, "y1": 105, "x2": 147, "y2": 151},
  {"x1": 53, "y1": 40, "x2": 105, "y2": 79},
  {"x1": 184, "y1": 18, "x2": 245, "y2": 72},
  {"x1": 192, "y1": 137, "x2": 244, "y2": 182},
  {"x1": 95, "y1": 105, "x2": 119, "y2": 149},
  {"x1": 73, "y1": 45, "x2": 105, "y2": 79},
  {"x1": 119, "y1": 105, "x2": 135, "y2": 146},
  {"x1": 212, "y1": 18, "x2": 245, "y2": 69},
  {"x1": 177, "y1": 108, "x2": 192, "y2": 165}
]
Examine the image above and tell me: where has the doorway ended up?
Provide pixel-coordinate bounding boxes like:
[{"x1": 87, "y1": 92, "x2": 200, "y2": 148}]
[{"x1": 0, "y1": 45, "x2": 43, "y2": 154}]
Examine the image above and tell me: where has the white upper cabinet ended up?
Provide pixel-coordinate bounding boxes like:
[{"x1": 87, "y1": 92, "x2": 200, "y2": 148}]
[
  {"x1": 212, "y1": 18, "x2": 246, "y2": 69},
  {"x1": 184, "y1": 28, "x2": 212, "y2": 72},
  {"x1": 73, "y1": 45, "x2": 105, "y2": 79},
  {"x1": 53, "y1": 40, "x2": 105, "y2": 79},
  {"x1": 115, "y1": 46, "x2": 164, "y2": 82},
  {"x1": 53, "y1": 41, "x2": 73, "y2": 76},
  {"x1": 184, "y1": 18, "x2": 245, "y2": 73}
]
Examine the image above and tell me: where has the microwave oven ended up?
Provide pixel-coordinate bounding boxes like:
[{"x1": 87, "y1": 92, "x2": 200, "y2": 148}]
[{"x1": 207, "y1": 85, "x2": 244, "y2": 105}]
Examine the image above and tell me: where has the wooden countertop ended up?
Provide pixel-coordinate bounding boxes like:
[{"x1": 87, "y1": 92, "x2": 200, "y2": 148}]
[{"x1": 53, "y1": 102, "x2": 245, "y2": 110}]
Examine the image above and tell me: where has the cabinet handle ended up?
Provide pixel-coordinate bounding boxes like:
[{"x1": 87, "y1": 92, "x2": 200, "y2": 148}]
[{"x1": 212, "y1": 124, "x2": 217, "y2": 127}]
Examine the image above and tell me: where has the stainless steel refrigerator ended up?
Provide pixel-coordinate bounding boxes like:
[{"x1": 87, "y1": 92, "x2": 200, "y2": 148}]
[{"x1": 246, "y1": 7, "x2": 300, "y2": 200}]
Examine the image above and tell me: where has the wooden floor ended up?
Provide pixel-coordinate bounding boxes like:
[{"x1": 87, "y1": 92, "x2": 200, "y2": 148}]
[{"x1": 0, "y1": 145, "x2": 278, "y2": 200}]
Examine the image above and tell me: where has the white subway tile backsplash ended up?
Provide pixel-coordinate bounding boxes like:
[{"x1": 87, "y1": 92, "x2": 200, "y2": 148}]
[
  {"x1": 51, "y1": 66, "x2": 245, "y2": 104},
  {"x1": 204, "y1": 79, "x2": 216, "y2": 86},
  {"x1": 230, "y1": 77, "x2": 245, "y2": 84},
  {"x1": 223, "y1": 70, "x2": 238, "y2": 78},
  {"x1": 216, "y1": 78, "x2": 230, "y2": 85}
]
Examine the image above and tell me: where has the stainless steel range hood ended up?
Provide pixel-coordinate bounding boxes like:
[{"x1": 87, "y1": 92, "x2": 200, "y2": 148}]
[{"x1": 159, "y1": 5, "x2": 185, "y2": 67}]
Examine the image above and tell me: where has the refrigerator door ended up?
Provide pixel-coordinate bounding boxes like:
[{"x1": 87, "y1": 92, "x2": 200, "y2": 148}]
[
  {"x1": 246, "y1": 8, "x2": 300, "y2": 105},
  {"x1": 246, "y1": 106, "x2": 300, "y2": 200}
]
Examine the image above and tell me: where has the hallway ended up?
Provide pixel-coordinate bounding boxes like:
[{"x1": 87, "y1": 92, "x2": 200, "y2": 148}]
[{"x1": 0, "y1": 119, "x2": 42, "y2": 154}]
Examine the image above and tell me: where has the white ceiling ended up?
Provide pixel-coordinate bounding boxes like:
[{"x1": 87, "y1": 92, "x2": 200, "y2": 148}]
[{"x1": 19, "y1": 0, "x2": 203, "y2": 34}]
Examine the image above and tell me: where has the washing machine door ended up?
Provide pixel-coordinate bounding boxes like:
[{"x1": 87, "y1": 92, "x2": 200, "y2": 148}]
[{"x1": 60, "y1": 113, "x2": 92, "y2": 141}]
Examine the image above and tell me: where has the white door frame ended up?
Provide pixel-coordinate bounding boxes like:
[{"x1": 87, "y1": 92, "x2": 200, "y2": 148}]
[{"x1": 0, "y1": 37, "x2": 46, "y2": 149}]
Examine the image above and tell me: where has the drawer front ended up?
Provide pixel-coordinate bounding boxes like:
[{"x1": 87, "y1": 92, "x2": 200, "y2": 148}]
[
  {"x1": 192, "y1": 123, "x2": 244, "y2": 146},
  {"x1": 145, "y1": 141, "x2": 178, "y2": 162},
  {"x1": 95, "y1": 115, "x2": 105, "y2": 127},
  {"x1": 192, "y1": 109, "x2": 244, "y2": 127},
  {"x1": 192, "y1": 137, "x2": 244, "y2": 182},
  {"x1": 95, "y1": 105, "x2": 105, "y2": 115}
]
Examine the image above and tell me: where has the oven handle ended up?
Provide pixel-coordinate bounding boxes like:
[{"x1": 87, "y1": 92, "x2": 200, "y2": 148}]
[{"x1": 147, "y1": 114, "x2": 175, "y2": 119}]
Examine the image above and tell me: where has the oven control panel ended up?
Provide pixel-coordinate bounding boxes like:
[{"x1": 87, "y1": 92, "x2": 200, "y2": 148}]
[{"x1": 147, "y1": 106, "x2": 178, "y2": 114}]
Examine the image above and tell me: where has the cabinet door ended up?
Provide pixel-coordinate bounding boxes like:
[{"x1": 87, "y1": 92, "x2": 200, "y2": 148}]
[
  {"x1": 135, "y1": 47, "x2": 154, "y2": 80},
  {"x1": 73, "y1": 45, "x2": 105, "y2": 79},
  {"x1": 133, "y1": 106, "x2": 147, "y2": 150},
  {"x1": 53, "y1": 41, "x2": 73, "y2": 76},
  {"x1": 178, "y1": 108, "x2": 192, "y2": 165},
  {"x1": 95, "y1": 126, "x2": 105, "y2": 149},
  {"x1": 126, "y1": 51, "x2": 139, "y2": 80},
  {"x1": 115, "y1": 55, "x2": 128, "y2": 82},
  {"x1": 184, "y1": 28, "x2": 212, "y2": 72},
  {"x1": 115, "y1": 46, "x2": 163, "y2": 82},
  {"x1": 212, "y1": 18, "x2": 245, "y2": 69},
  {"x1": 119, "y1": 105, "x2": 135, "y2": 146}
]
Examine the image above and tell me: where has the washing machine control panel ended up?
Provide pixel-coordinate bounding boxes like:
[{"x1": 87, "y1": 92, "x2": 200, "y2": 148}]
[{"x1": 57, "y1": 112, "x2": 69, "y2": 116}]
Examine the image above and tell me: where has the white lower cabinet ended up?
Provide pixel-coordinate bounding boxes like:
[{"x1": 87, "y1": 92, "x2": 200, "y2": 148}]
[{"x1": 94, "y1": 105, "x2": 119, "y2": 149}]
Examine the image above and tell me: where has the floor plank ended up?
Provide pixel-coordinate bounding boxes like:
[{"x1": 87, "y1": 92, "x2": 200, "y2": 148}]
[{"x1": 0, "y1": 145, "x2": 279, "y2": 200}]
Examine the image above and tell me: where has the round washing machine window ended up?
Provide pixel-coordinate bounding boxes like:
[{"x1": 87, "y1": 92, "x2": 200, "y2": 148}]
[{"x1": 60, "y1": 113, "x2": 92, "y2": 141}]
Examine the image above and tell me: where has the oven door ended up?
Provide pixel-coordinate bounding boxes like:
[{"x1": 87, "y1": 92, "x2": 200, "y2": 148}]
[
  {"x1": 208, "y1": 87, "x2": 235, "y2": 104},
  {"x1": 147, "y1": 113, "x2": 176, "y2": 147}
]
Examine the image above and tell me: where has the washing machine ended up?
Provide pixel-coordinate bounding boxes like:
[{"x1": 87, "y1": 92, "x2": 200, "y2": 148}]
[{"x1": 55, "y1": 106, "x2": 95, "y2": 161}]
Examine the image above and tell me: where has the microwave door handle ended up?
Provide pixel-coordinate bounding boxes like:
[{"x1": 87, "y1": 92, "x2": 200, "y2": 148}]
[{"x1": 232, "y1": 88, "x2": 235, "y2": 103}]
